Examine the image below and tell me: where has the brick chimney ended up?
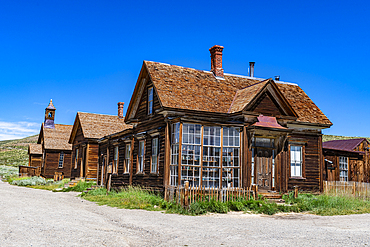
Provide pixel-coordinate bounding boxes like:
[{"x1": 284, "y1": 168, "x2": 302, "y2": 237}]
[
  {"x1": 209, "y1": 45, "x2": 224, "y2": 77},
  {"x1": 118, "y1": 102, "x2": 124, "y2": 118}
]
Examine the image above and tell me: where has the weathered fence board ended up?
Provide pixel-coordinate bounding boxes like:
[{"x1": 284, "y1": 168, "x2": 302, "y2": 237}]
[{"x1": 324, "y1": 181, "x2": 370, "y2": 200}]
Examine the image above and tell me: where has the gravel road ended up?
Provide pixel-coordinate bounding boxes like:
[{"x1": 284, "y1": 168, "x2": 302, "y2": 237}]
[{"x1": 0, "y1": 180, "x2": 370, "y2": 247}]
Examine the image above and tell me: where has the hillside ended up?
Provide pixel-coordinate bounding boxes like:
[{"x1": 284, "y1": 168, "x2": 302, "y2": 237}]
[
  {"x1": 0, "y1": 135, "x2": 38, "y2": 167},
  {"x1": 322, "y1": 135, "x2": 370, "y2": 143}
]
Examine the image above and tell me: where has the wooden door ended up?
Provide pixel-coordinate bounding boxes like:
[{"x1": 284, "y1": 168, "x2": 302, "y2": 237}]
[{"x1": 256, "y1": 149, "x2": 272, "y2": 191}]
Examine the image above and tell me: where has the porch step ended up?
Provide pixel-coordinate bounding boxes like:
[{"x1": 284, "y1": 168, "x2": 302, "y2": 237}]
[
  {"x1": 259, "y1": 191, "x2": 282, "y2": 200},
  {"x1": 64, "y1": 178, "x2": 85, "y2": 188}
]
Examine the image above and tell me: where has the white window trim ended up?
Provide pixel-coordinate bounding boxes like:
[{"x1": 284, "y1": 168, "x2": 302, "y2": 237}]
[
  {"x1": 290, "y1": 145, "x2": 303, "y2": 177},
  {"x1": 339, "y1": 156, "x2": 348, "y2": 182},
  {"x1": 138, "y1": 140, "x2": 145, "y2": 173},
  {"x1": 58, "y1": 152, "x2": 64, "y2": 168},
  {"x1": 151, "y1": 137, "x2": 159, "y2": 174},
  {"x1": 124, "y1": 144, "x2": 131, "y2": 174},
  {"x1": 148, "y1": 87, "x2": 153, "y2": 115}
]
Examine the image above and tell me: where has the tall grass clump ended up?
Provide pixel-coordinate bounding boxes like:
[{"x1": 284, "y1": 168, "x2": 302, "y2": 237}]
[
  {"x1": 82, "y1": 186, "x2": 165, "y2": 211},
  {"x1": 0, "y1": 165, "x2": 19, "y2": 181},
  {"x1": 63, "y1": 180, "x2": 95, "y2": 192}
]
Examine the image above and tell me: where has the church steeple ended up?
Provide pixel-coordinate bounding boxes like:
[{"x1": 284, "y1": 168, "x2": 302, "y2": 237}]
[{"x1": 44, "y1": 99, "x2": 56, "y2": 129}]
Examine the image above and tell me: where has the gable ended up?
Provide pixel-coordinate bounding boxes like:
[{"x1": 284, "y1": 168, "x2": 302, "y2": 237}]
[
  {"x1": 134, "y1": 79, "x2": 161, "y2": 120},
  {"x1": 250, "y1": 92, "x2": 286, "y2": 117}
]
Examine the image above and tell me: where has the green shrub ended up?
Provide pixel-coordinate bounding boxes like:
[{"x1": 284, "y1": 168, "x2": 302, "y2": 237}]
[
  {"x1": 11, "y1": 176, "x2": 46, "y2": 186},
  {"x1": 63, "y1": 180, "x2": 95, "y2": 192}
]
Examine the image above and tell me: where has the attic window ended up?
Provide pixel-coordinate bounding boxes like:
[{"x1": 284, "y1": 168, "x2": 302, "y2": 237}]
[{"x1": 148, "y1": 87, "x2": 153, "y2": 115}]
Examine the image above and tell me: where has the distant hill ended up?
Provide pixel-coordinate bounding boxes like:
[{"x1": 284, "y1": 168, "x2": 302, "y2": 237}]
[
  {"x1": 0, "y1": 135, "x2": 38, "y2": 167},
  {"x1": 323, "y1": 135, "x2": 370, "y2": 143}
]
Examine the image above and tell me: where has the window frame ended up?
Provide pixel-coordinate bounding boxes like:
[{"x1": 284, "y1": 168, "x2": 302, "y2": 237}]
[
  {"x1": 148, "y1": 87, "x2": 154, "y2": 115},
  {"x1": 151, "y1": 137, "x2": 159, "y2": 174},
  {"x1": 124, "y1": 143, "x2": 131, "y2": 174},
  {"x1": 289, "y1": 145, "x2": 305, "y2": 178},
  {"x1": 74, "y1": 148, "x2": 79, "y2": 169},
  {"x1": 339, "y1": 156, "x2": 348, "y2": 182},
  {"x1": 58, "y1": 151, "x2": 64, "y2": 168},
  {"x1": 137, "y1": 140, "x2": 145, "y2": 173},
  {"x1": 113, "y1": 145, "x2": 119, "y2": 174}
]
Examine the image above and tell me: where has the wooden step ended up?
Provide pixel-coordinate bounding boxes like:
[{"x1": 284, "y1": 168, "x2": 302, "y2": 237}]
[{"x1": 259, "y1": 192, "x2": 282, "y2": 200}]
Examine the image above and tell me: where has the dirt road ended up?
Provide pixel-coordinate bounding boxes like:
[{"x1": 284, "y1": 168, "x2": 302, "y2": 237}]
[{"x1": 0, "y1": 181, "x2": 369, "y2": 246}]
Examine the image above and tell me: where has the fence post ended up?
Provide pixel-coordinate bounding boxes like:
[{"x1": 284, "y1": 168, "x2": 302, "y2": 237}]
[
  {"x1": 294, "y1": 186, "x2": 299, "y2": 199},
  {"x1": 353, "y1": 182, "x2": 356, "y2": 197},
  {"x1": 184, "y1": 181, "x2": 189, "y2": 207}
]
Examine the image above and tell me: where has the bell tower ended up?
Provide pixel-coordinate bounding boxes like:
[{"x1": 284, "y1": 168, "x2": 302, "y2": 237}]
[{"x1": 44, "y1": 99, "x2": 56, "y2": 129}]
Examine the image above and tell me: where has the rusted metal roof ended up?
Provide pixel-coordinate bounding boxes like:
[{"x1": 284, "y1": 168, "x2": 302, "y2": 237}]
[
  {"x1": 323, "y1": 138, "x2": 369, "y2": 153},
  {"x1": 250, "y1": 115, "x2": 287, "y2": 129},
  {"x1": 28, "y1": 143, "x2": 42, "y2": 154},
  {"x1": 144, "y1": 61, "x2": 332, "y2": 126}
]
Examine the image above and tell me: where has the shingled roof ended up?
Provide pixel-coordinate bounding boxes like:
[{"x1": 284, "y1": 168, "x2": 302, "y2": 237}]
[
  {"x1": 69, "y1": 112, "x2": 133, "y2": 143},
  {"x1": 323, "y1": 138, "x2": 369, "y2": 152},
  {"x1": 28, "y1": 143, "x2": 42, "y2": 155},
  {"x1": 140, "y1": 61, "x2": 332, "y2": 126},
  {"x1": 39, "y1": 124, "x2": 73, "y2": 151}
]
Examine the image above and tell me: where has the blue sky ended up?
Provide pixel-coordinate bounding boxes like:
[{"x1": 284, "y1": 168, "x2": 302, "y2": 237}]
[{"x1": 0, "y1": 0, "x2": 369, "y2": 140}]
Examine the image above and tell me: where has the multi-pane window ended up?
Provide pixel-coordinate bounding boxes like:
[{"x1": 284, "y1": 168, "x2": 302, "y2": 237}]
[
  {"x1": 74, "y1": 148, "x2": 79, "y2": 169},
  {"x1": 148, "y1": 87, "x2": 153, "y2": 115},
  {"x1": 170, "y1": 123, "x2": 180, "y2": 186},
  {"x1": 222, "y1": 127, "x2": 240, "y2": 188},
  {"x1": 124, "y1": 144, "x2": 131, "y2": 174},
  {"x1": 290, "y1": 146, "x2": 302, "y2": 177},
  {"x1": 113, "y1": 146, "x2": 119, "y2": 174},
  {"x1": 202, "y1": 126, "x2": 221, "y2": 188},
  {"x1": 169, "y1": 123, "x2": 241, "y2": 188},
  {"x1": 181, "y1": 124, "x2": 201, "y2": 186},
  {"x1": 339, "y1": 156, "x2": 348, "y2": 181},
  {"x1": 138, "y1": 141, "x2": 145, "y2": 173},
  {"x1": 58, "y1": 152, "x2": 64, "y2": 168},
  {"x1": 151, "y1": 137, "x2": 159, "y2": 173}
]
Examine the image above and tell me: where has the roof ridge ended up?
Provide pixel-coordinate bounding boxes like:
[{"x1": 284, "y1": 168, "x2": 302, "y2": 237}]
[{"x1": 78, "y1": 111, "x2": 125, "y2": 118}]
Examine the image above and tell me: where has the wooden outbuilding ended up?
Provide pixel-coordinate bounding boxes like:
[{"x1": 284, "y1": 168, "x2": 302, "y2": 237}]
[
  {"x1": 35, "y1": 100, "x2": 73, "y2": 178},
  {"x1": 323, "y1": 138, "x2": 369, "y2": 182},
  {"x1": 98, "y1": 45, "x2": 332, "y2": 193},
  {"x1": 68, "y1": 110, "x2": 132, "y2": 181},
  {"x1": 28, "y1": 143, "x2": 42, "y2": 168}
]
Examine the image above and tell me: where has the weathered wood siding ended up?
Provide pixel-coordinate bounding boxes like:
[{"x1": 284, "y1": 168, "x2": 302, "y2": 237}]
[
  {"x1": 42, "y1": 150, "x2": 72, "y2": 178},
  {"x1": 251, "y1": 92, "x2": 283, "y2": 116},
  {"x1": 29, "y1": 154, "x2": 42, "y2": 168}
]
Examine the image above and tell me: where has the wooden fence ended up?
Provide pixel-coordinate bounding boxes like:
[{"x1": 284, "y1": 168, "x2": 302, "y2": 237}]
[
  {"x1": 324, "y1": 181, "x2": 370, "y2": 199},
  {"x1": 164, "y1": 182, "x2": 256, "y2": 206}
]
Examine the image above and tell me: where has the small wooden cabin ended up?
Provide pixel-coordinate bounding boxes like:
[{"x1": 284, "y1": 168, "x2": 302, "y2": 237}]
[
  {"x1": 36, "y1": 100, "x2": 73, "y2": 178},
  {"x1": 68, "y1": 109, "x2": 132, "y2": 181},
  {"x1": 28, "y1": 143, "x2": 42, "y2": 168},
  {"x1": 323, "y1": 138, "x2": 369, "y2": 182},
  {"x1": 98, "y1": 45, "x2": 332, "y2": 193}
]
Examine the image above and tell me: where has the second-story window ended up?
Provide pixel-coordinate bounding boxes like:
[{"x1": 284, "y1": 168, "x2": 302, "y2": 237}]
[{"x1": 148, "y1": 87, "x2": 153, "y2": 115}]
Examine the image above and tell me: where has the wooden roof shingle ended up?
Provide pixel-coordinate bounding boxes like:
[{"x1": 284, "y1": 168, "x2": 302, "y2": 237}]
[
  {"x1": 69, "y1": 112, "x2": 133, "y2": 143},
  {"x1": 143, "y1": 61, "x2": 332, "y2": 126},
  {"x1": 42, "y1": 124, "x2": 73, "y2": 151},
  {"x1": 28, "y1": 143, "x2": 42, "y2": 155}
]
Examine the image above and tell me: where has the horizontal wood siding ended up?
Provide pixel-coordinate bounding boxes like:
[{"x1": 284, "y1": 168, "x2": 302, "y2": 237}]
[
  {"x1": 29, "y1": 154, "x2": 42, "y2": 168},
  {"x1": 287, "y1": 134, "x2": 321, "y2": 192},
  {"x1": 42, "y1": 150, "x2": 72, "y2": 178}
]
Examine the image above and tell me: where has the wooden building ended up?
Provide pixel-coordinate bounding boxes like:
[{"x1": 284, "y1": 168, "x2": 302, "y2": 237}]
[
  {"x1": 35, "y1": 100, "x2": 73, "y2": 178},
  {"x1": 323, "y1": 138, "x2": 369, "y2": 182},
  {"x1": 98, "y1": 45, "x2": 332, "y2": 192},
  {"x1": 68, "y1": 108, "x2": 132, "y2": 181},
  {"x1": 28, "y1": 143, "x2": 42, "y2": 168}
]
